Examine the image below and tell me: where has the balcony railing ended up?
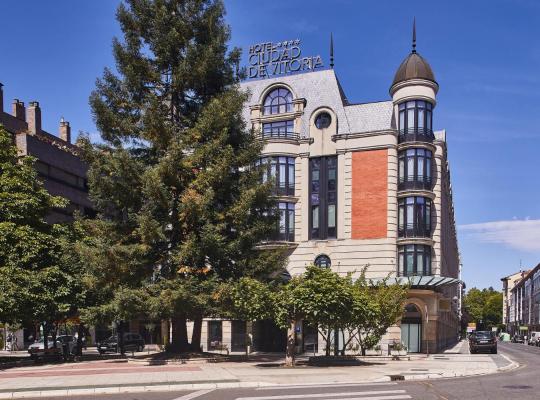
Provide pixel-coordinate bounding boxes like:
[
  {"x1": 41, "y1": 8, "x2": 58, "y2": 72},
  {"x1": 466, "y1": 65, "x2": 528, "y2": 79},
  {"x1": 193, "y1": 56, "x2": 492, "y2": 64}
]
[
  {"x1": 398, "y1": 175, "x2": 433, "y2": 191},
  {"x1": 398, "y1": 128, "x2": 435, "y2": 144},
  {"x1": 267, "y1": 231, "x2": 295, "y2": 242},
  {"x1": 398, "y1": 223, "x2": 432, "y2": 238},
  {"x1": 258, "y1": 131, "x2": 300, "y2": 141},
  {"x1": 276, "y1": 183, "x2": 295, "y2": 197}
]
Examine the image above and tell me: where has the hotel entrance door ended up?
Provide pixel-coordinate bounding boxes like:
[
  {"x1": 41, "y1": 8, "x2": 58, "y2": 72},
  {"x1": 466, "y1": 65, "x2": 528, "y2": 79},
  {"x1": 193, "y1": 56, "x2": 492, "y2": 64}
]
[{"x1": 401, "y1": 304, "x2": 423, "y2": 353}]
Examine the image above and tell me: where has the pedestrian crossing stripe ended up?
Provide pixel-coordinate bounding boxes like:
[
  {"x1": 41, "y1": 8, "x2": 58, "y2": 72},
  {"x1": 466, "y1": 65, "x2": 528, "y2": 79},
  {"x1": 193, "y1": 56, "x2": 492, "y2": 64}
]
[{"x1": 236, "y1": 389, "x2": 410, "y2": 400}]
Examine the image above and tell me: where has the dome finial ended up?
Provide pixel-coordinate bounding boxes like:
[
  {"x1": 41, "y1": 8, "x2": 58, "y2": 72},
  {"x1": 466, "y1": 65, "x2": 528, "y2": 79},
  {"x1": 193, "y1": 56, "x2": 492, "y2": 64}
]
[
  {"x1": 330, "y1": 32, "x2": 334, "y2": 69},
  {"x1": 412, "y1": 17, "x2": 417, "y2": 54}
]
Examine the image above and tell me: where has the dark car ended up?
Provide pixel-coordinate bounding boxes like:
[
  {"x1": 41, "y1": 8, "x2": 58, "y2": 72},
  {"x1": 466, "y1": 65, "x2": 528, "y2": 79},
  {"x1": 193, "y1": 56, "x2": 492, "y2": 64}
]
[
  {"x1": 97, "y1": 333, "x2": 145, "y2": 354},
  {"x1": 469, "y1": 331, "x2": 497, "y2": 354},
  {"x1": 512, "y1": 334, "x2": 525, "y2": 344}
]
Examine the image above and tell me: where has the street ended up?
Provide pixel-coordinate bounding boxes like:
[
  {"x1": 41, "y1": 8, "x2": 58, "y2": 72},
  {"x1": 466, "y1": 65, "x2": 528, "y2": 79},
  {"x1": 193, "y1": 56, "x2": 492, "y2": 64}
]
[{"x1": 11, "y1": 341, "x2": 537, "y2": 400}]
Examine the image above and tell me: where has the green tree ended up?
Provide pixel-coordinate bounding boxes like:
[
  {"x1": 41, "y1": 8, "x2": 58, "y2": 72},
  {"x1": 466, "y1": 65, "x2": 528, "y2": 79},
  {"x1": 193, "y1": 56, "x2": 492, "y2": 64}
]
[
  {"x1": 80, "y1": 0, "x2": 283, "y2": 352},
  {"x1": 463, "y1": 287, "x2": 502, "y2": 329},
  {"x1": 351, "y1": 271, "x2": 409, "y2": 355},
  {"x1": 0, "y1": 126, "x2": 82, "y2": 349}
]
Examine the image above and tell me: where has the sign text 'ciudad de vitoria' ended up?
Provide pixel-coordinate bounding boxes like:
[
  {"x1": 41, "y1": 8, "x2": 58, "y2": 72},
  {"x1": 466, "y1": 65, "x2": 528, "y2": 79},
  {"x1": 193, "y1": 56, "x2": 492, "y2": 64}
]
[{"x1": 248, "y1": 39, "x2": 324, "y2": 79}]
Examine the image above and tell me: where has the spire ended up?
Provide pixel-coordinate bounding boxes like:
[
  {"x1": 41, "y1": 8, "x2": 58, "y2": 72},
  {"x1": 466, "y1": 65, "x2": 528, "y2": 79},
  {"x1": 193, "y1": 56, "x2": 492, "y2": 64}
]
[
  {"x1": 412, "y1": 17, "x2": 417, "y2": 54},
  {"x1": 330, "y1": 32, "x2": 334, "y2": 69}
]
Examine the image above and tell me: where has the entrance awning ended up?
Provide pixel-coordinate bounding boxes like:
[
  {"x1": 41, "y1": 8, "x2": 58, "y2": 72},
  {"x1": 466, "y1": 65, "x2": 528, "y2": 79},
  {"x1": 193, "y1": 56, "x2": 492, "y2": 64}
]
[{"x1": 394, "y1": 275, "x2": 462, "y2": 289}]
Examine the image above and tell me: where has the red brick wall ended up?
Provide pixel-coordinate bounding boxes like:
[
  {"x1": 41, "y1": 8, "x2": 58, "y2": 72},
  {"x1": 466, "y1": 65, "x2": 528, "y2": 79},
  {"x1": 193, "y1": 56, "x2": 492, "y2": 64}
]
[{"x1": 351, "y1": 149, "x2": 388, "y2": 239}]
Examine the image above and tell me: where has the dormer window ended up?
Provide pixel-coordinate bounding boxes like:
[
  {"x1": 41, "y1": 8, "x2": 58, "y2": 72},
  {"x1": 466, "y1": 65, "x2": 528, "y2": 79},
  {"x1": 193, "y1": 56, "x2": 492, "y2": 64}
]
[{"x1": 263, "y1": 88, "x2": 293, "y2": 115}]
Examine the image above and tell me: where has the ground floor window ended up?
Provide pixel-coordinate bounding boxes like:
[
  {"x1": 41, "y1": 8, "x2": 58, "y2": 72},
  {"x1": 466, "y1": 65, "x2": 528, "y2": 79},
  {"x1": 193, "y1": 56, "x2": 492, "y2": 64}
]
[{"x1": 207, "y1": 321, "x2": 223, "y2": 351}]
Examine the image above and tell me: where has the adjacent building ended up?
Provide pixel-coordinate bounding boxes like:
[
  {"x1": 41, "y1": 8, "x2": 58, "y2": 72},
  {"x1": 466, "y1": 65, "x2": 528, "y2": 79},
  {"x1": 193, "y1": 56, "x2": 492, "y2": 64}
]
[
  {"x1": 0, "y1": 83, "x2": 93, "y2": 223},
  {"x1": 0, "y1": 82, "x2": 93, "y2": 349},
  {"x1": 501, "y1": 270, "x2": 528, "y2": 333},
  {"x1": 197, "y1": 32, "x2": 462, "y2": 354},
  {"x1": 507, "y1": 264, "x2": 540, "y2": 336}
]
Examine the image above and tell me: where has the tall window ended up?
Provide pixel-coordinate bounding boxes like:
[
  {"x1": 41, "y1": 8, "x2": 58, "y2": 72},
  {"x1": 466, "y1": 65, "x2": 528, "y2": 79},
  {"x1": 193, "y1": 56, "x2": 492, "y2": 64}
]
[
  {"x1": 398, "y1": 148, "x2": 432, "y2": 190},
  {"x1": 398, "y1": 245, "x2": 432, "y2": 276},
  {"x1": 258, "y1": 156, "x2": 295, "y2": 196},
  {"x1": 310, "y1": 156, "x2": 337, "y2": 240},
  {"x1": 262, "y1": 120, "x2": 295, "y2": 138},
  {"x1": 398, "y1": 100, "x2": 433, "y2": 134},
  {"x1": 263, "y1": 88, "x2": 293, "y2": 115},
  {"x1": 277, "y1": 202, "x2": 295, "y2": 242},
  {"x1": 398, "y1": 196, "x2": 431, "y2": 238}
]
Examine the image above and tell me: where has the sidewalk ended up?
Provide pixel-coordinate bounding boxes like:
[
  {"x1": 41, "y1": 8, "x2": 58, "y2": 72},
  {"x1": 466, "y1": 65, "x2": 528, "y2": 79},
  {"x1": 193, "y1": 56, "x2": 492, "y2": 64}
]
[{"x1": 0, "y1": 341, "x2": 518, "y2": 398}]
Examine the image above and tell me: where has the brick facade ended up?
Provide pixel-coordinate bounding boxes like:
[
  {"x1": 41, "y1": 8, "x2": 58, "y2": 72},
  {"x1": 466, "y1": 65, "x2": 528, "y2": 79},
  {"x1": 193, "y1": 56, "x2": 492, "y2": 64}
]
[{"x1": 351, "y1": 149, "x2": 388, "y2": 239}]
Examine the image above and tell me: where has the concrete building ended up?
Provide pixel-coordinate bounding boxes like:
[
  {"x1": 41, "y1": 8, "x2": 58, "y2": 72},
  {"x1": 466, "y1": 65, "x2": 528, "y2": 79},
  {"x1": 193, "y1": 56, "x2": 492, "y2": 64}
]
[
  {"x1": 0, "y1": 83, "x2": 93, "y2": 223},
  {"x1": 197, "y1": 30, "x2": 461, "y2": 354},
  {"x1": 509, "y1": 264, "x2": 540, "y2": 337},
  {"x1": 501, "y1": 270, "x2": 528, "y2": 333}
]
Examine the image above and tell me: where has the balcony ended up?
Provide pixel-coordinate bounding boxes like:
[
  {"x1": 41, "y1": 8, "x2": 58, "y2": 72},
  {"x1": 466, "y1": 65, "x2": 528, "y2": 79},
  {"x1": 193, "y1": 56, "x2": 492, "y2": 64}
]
[
  {"x1": 398, "y1": 223, "x2": 432, "y2": 239},
  {"x1": 275, "y1": 183, "x2": 295, "y2": 197},
  {"x1": 398, "y1": 128, "x2": 435, "y2": 144},
  {"x1": 258, "y1": 131, "x2": 300, "y2": 141},
  {"x1": 399, "y1": 175, "x2": 433, "y2": 191}
]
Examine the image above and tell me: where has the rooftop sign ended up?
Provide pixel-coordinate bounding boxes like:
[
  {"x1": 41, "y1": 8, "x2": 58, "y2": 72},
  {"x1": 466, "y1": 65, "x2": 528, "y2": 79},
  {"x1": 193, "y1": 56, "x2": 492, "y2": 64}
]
[{"x1": 247, "y1": 39, "x2": 323, "y2": 79}]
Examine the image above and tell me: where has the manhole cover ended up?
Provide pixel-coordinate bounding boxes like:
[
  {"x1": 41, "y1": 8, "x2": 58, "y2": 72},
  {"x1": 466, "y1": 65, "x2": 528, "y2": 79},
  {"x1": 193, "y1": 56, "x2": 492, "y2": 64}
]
[{"x1": 503, "y1": 385, "x2": 532, "y2": 390}]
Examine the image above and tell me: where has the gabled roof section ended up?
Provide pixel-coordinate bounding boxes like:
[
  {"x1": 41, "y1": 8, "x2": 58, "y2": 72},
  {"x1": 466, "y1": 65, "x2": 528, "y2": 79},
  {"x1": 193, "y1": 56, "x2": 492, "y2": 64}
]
[{"x1": 240, "y1": 69, "x2": 394, "y2": 137}]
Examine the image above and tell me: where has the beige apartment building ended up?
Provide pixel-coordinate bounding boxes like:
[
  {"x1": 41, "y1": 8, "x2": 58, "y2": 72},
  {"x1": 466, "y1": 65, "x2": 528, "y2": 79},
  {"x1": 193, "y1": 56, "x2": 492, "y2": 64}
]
[{"x1": 194, "y1": 34, "x2": 462, "y2": 354}]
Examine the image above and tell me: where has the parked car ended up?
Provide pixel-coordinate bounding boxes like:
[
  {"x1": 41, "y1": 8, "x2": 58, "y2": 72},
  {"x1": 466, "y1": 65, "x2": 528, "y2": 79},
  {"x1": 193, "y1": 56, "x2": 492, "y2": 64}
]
[
  {"x1": 512, "y1": 334, "x2": 525, "y2": 343},
  {"x1": 97, "y1": 333, "x2": 145, "y2": 354},
  {"x1": 469, "y1": 331, "x2": 497, "y2": 354},
  {"x1": 528, "y1": 331, "x2": 540, "y2": 346},
  {"x1": 28, "y1": 335, "x2": 76, "y2": 359}
]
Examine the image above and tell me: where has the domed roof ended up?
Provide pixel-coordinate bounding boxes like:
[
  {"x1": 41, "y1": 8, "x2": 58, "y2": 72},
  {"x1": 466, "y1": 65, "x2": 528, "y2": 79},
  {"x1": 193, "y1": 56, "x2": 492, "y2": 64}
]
[{"x1": 391, "y1": 51, "x2": 436, "y2": 87}]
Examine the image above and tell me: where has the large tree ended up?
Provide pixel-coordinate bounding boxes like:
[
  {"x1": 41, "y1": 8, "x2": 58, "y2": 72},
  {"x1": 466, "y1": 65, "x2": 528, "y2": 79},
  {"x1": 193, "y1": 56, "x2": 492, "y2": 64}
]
[
  {"x1": 80, "y1": 0, "x2": 283, "y2": 351},
  {"x1": 0, "y1": 126, "x2": 83, "y2": 348},
  {"x1": 463, "y1": 287, "x2": 503, "y2": 329}
]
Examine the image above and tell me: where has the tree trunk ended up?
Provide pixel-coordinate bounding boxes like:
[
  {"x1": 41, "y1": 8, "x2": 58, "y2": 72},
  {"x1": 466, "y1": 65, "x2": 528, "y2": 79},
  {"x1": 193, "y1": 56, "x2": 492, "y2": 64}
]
[
  {"x1": 170, "y1": 314, "x2": 189, "y2": 352},
  {"x1": 76, "y1": 324, "x2": 85, "y2": 356},
  {"x1": 285, "y1": 320, "x2": 296, "y2": 367},
  {"x1": 191, "y1": 316, "x2": 203, "y2": 352}
]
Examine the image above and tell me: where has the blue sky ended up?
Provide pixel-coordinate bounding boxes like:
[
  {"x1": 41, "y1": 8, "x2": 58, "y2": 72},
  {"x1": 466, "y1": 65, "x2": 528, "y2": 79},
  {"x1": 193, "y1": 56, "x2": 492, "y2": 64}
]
[{"x1": 1, "y1": 0, "x2": 539, "y2": 290}]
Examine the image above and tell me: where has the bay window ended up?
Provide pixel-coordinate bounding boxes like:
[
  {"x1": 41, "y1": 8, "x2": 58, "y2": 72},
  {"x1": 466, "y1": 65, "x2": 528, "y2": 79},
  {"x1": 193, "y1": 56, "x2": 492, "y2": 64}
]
[
  {"x1": 398, "y1": 148, "x2": 432, "y2": 190},
  {"x1": 398, "y1": 196, "x2": 431, "y2": 238},
  {"x1": 398, "y1": 244, "x2": 432, "y2": 276}
]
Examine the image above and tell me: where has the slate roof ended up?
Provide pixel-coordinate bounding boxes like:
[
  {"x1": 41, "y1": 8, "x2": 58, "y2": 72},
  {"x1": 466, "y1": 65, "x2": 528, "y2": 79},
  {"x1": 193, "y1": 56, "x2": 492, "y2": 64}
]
[{"x1": 240, "y1": 69, "x2": 394, "y2": 138}]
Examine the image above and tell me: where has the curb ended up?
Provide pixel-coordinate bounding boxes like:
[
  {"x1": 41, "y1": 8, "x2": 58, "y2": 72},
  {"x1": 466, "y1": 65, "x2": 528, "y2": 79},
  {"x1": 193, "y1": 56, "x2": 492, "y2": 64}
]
[{"x1": 0, "y1": 381, "x2": 268, "y2": 399}]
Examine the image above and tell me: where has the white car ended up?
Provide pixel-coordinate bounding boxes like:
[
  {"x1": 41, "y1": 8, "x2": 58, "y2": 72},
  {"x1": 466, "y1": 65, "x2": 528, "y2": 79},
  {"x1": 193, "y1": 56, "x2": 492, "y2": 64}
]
[{"x1": 28, "y1": 335, "x2": 76, "y2": 358}]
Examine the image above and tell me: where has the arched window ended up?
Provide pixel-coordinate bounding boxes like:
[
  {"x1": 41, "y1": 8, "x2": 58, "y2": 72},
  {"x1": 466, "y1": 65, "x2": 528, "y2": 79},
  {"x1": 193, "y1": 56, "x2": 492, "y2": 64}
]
[
  {"x1": 263, "y1": 88, "x2": 293, "y2": 115},
  {"x1": 314, "y1": 254, "x2": 331, "y2": 268}
]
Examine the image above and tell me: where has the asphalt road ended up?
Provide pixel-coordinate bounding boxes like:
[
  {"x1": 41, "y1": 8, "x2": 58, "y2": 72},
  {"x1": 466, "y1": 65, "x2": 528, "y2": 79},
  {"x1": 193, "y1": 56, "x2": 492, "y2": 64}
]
[{"x1": 26, "y1": 341, "x2": 540, "y2": 400}]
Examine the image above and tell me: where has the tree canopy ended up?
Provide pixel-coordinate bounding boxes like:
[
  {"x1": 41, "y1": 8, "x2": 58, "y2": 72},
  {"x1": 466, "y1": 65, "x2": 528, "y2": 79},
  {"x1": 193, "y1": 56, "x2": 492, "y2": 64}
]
[{"x1": 463, "y1": 287, "x2": 503, "y2": 329}]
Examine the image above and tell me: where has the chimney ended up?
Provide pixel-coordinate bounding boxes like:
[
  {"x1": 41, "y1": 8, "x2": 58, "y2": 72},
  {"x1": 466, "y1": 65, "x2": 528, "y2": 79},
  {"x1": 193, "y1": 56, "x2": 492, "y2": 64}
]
[
  {"x1": 59, "y1": 117, "x2": 71, "y2": 143},
  {"x1": 12, "y1": 99, "x2": 25, "y2": 121},
  {"x1": 27, "y1": 101, "x2": 42, "y2": 134},
  {"x1": 0, "y1": 83, "x2": 3, "y2": 113}
]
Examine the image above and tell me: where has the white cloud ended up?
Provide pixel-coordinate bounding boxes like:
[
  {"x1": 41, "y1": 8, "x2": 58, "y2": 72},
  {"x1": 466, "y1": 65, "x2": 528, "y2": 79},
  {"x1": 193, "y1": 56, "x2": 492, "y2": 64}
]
[{"x1": 459, "y1": 219, "x2": 540, "y2": 253}]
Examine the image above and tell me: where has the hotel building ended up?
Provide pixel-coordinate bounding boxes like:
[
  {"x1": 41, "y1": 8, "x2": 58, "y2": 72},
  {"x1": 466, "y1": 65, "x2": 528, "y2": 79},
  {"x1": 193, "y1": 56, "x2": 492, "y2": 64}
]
[{"x1": 197, "y1": 32, "x2": 462, "y2": 354}]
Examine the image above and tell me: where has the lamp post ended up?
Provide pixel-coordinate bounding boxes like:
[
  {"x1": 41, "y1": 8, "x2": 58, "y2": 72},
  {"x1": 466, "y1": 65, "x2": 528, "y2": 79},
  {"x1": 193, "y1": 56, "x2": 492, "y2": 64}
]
[{"x1": 425, "y1": 305, "x2": 429, "y2": 356}]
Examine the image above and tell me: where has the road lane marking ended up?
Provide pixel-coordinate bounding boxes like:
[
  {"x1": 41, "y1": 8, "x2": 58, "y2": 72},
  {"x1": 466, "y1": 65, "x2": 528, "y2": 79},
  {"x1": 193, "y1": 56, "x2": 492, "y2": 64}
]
[
  {"x1": 257, "y1": 383, "x2": 397, "y2": 391},
  {"x1": 236, "y1": 390, "x2": 407, "y2": 400},
  {"x1": 328, "y1": 396, "x2": 410, "y2": 400},
  {"x1": 173, "y1": 389, "x2": 214, "y2": 400}
]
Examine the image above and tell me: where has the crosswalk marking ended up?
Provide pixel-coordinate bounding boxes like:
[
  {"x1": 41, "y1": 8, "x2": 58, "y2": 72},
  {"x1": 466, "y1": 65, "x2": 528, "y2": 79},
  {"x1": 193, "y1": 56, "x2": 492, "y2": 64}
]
[
  {"x1": 257, "y1": 383, "x2": 397, "y2": 391},
  {"x1": 173, "y1": 389, "x2": 214, "y2": 400},
  {"x1": 236, "y1": 389, "x2": 408, "y2": 400},
  {"x1": 327, "y1": 396, "x2": 410, "y2": 400}
]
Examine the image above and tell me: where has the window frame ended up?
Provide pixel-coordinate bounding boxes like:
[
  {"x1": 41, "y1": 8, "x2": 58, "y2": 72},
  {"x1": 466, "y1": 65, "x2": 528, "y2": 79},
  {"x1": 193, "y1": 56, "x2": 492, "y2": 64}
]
[
  {"x1": 398, "y1": 196, "x2": 432, "y2": 238},
  {"x1": 258, "y1": 156, "x2": 295, "y2": 196},
  {"x1": 398, "y1": 100, "x2": 433, "y2": 134},
  {"x1": 398, "y1": 244, "x2": 432, "y2": 276},
  {"x1": 276, "y1": 202, "x2": 295, "y2": 242},
  {"x1": 263, "y1": 88, "x2": 293, "y2": 115},
  {"x1": 309, "y1": 156, "x2": 337, "y2": 240},
  {"x1": 398, "y1": 148, "x2": 433, "y2": 190},
  {"x1": 314, "y1": 254, "x2": 331, "y2": 268},
  {"x1": 262, "y1": 120, "x2": 295, "y2": 138}
]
